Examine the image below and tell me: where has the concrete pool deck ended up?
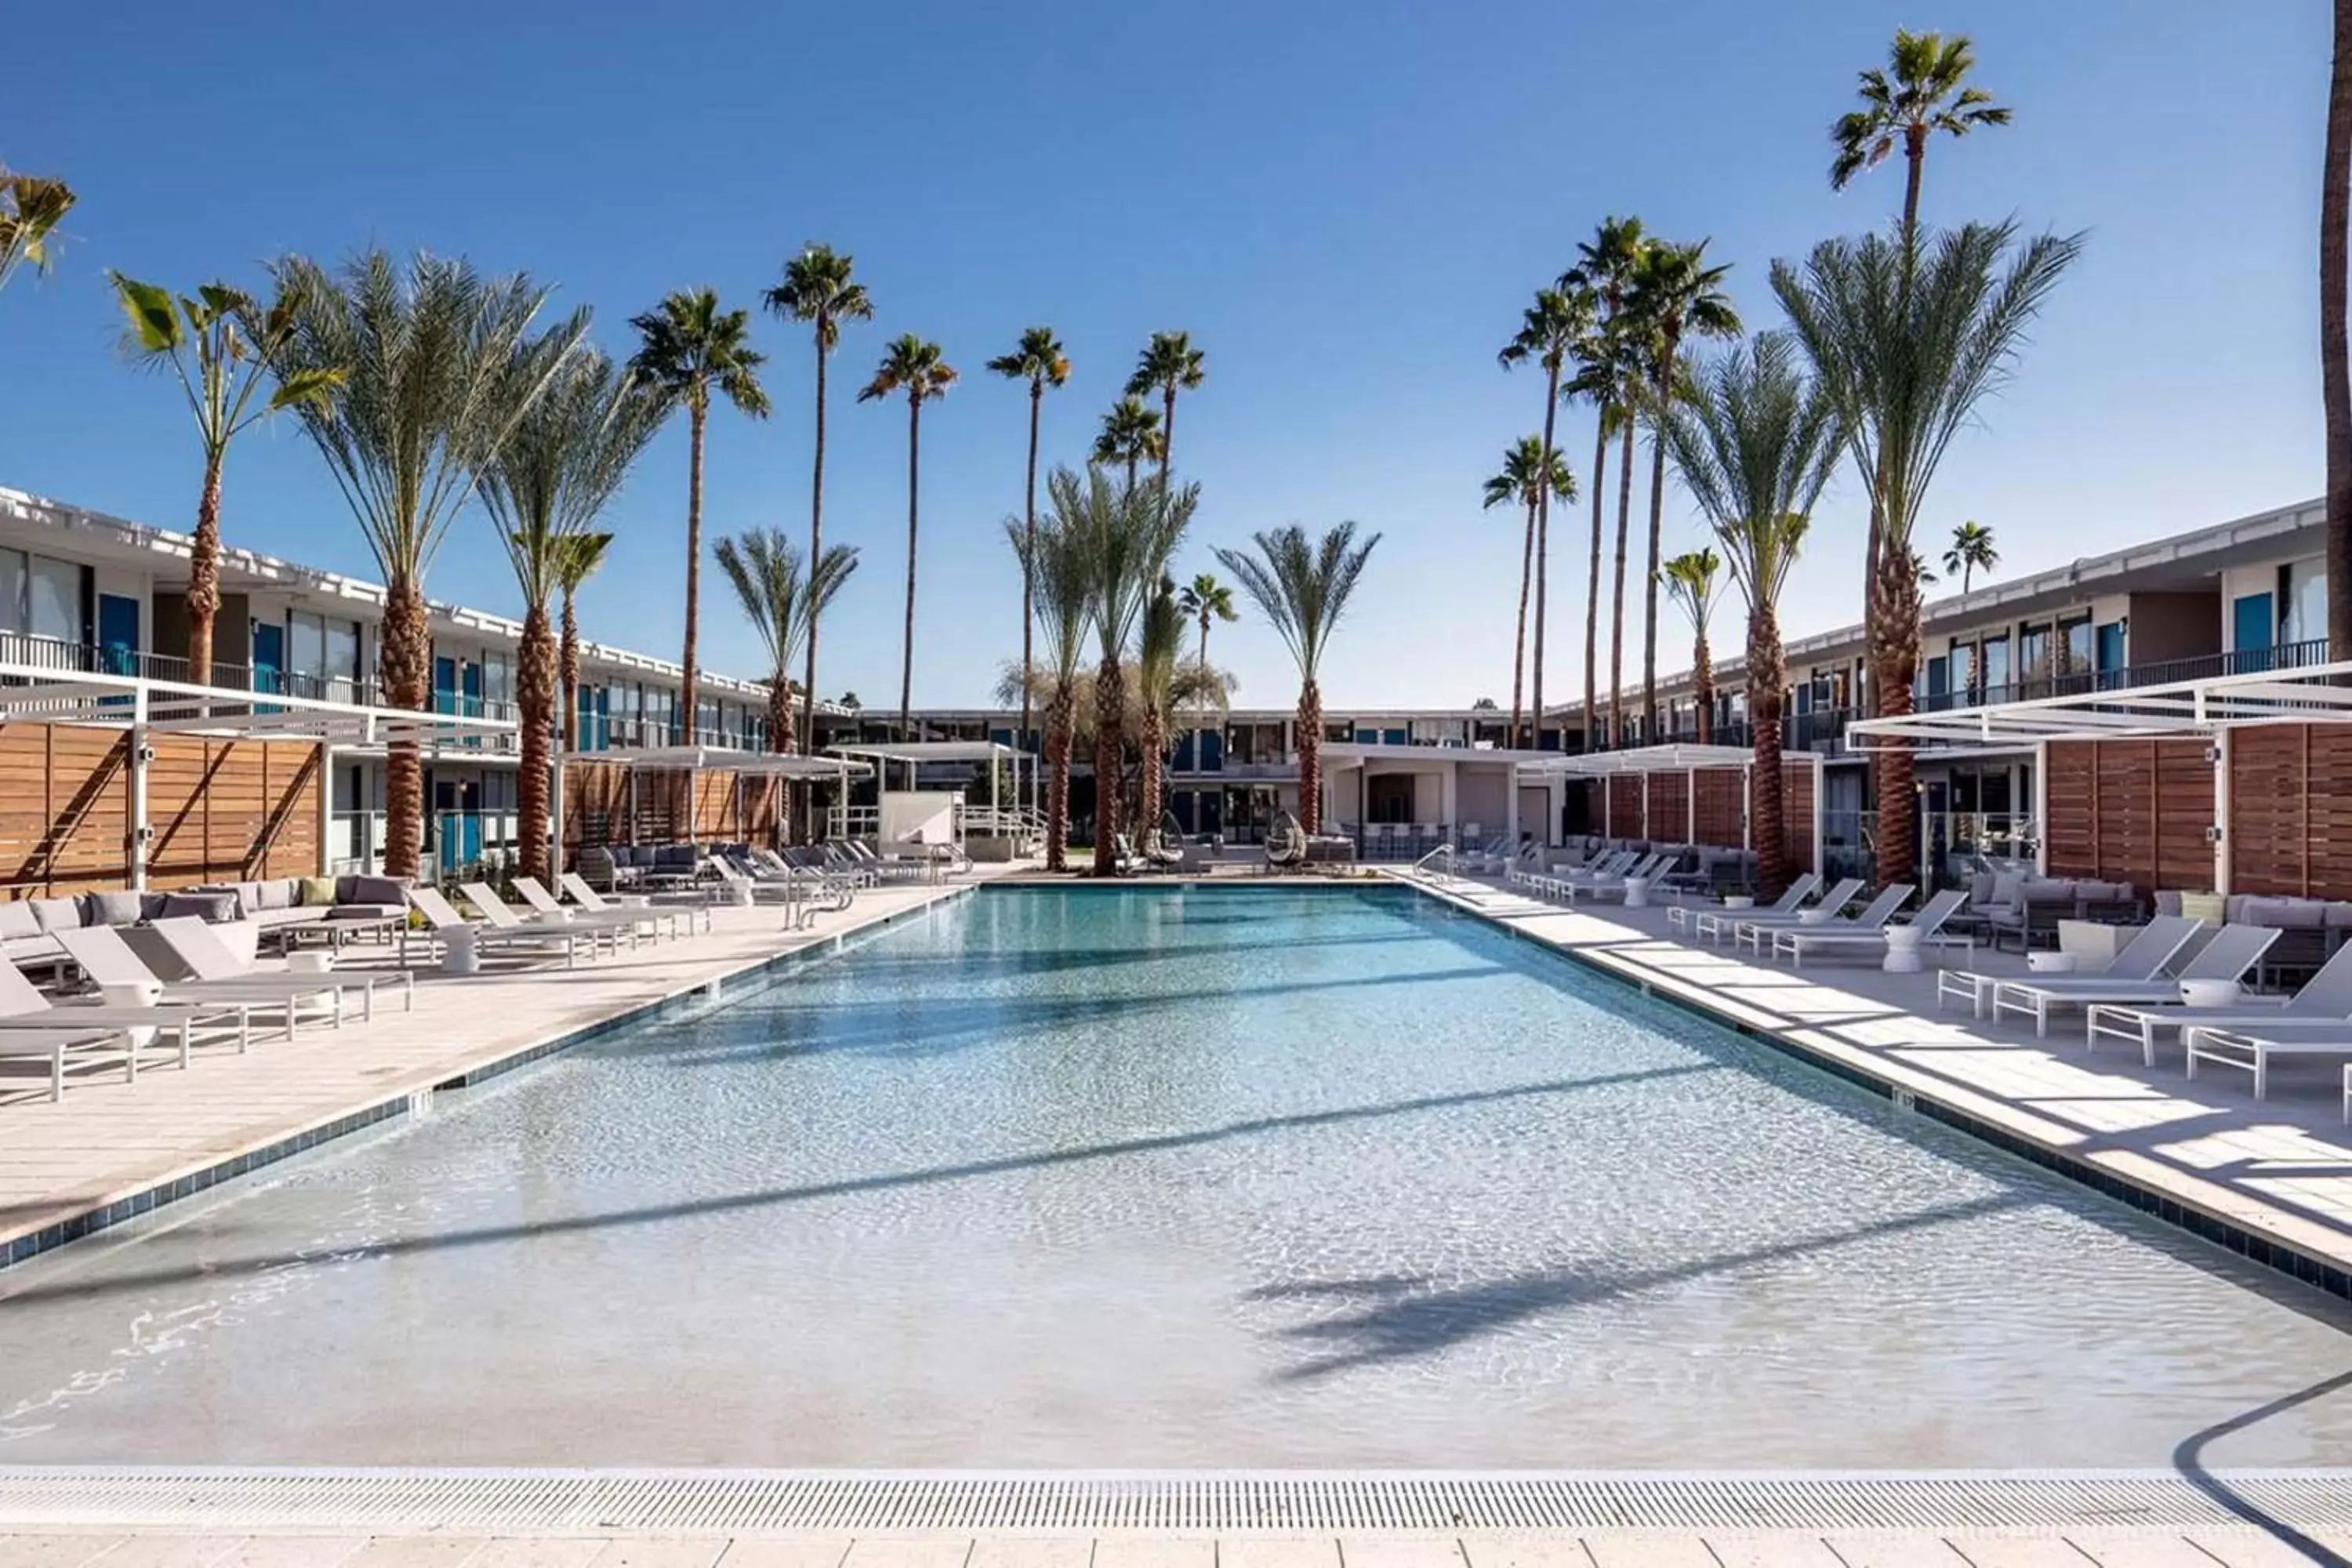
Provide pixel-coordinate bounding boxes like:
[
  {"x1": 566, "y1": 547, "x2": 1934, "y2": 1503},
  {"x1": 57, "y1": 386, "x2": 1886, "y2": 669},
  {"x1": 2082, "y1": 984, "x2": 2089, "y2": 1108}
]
[
  {"x1": 1403, "y1": 870, "x2": 2352, "y2": 1296},
  {"x1": 0, "y1": 869, "x2": 1004, "y2": 1269}
]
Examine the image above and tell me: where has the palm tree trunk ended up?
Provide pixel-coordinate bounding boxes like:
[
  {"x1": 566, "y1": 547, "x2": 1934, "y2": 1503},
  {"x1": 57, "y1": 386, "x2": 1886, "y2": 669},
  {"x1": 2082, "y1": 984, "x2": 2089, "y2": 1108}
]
[
  {"x1": 1608, "y1": 417, "x2": 1635, "y2": 749},
  {"x1": 1141, "y1": 706, "x2": 1164, "y2": 840},
  {"x1": 1871, "y1": 543, "x2": 1924, "y2": 891},
  {"x1": 1901, "y1": 122, "x2": 1928, "y2": 256},
  {"x1": 1125, "y1": 454, "x2": 1138, "y2": 492},
  {"x1": 898, "y1": 395, "x2": 920, "y2": 735},
  {"x1": 380, "y1": 580, "x2": 431, "y2": 880},
  {"x1": 1045, "y1": 685, "x2": 1073, "y2": 872},
  {"x1": 766, "y1": 677, "x2": 792, "y2": 756},
  {"x1": 1533, "y1": 359, "x2": 1560, "y2": 743},
  {"x1": 1748, "y1": 602, "x2": 1790, "y2": 899},
  {"x1": 1298, "y1": 677, "x2": 1324, "y2": 835},
  {"x1": 1641, "y1": 335, "x2": 1679, "y2": 736},
  {"x1": 1161, "y1": 387, "x2": 1178, "y2": 478},
  {"x1": 1093, "y1": 656, "x2": 1123, "y2": 875},
  {"x1": 801, "y1": 331, "x2": 830, "y2": 837},
  {"x1": 517, "y1": 603, "x2": 557, "y2": 884},
  {"x1": 1510, "y1": 495, "x2": 1534, "y2": 746},
  {"x1": 1693, "y1": 631, "x2": 1713, "y2": 746},
  {"x1": 680, "y1": 401, "x2": 705, "y2": 743},
  {"x1": 1584, "y1": 419, "x2": 1606, "y2": 751},
  {"x1": 1863, "y1": 499, "x2": 1882, "y2": 716},
  {"x1": 559, "y1": 586, "x2": 581, "y2": 753},
  {"x1": 2329, "y1": 0, "x2": 2352, "y2": 657},
  {"x1": 1021, "y1": 384, "x2": 1040, "y2": 742},
  {"x1": 187, "y1": 452, "x2": 224, "y2": 688}
]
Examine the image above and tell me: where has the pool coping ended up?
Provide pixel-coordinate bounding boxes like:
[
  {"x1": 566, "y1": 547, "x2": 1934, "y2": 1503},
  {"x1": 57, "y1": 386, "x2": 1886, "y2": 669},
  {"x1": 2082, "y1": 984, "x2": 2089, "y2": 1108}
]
[
  {"x1": 1385, "y1": 872, "x2": 2352, "y2": 1305},
  {"x1": 0, "y1": 885, "x2": 977, "y2": 1275}
]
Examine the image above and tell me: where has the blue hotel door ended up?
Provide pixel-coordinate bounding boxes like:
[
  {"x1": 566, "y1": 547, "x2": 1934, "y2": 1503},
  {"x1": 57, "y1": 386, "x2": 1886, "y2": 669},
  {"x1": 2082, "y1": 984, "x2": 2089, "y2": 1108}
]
[
  {"x1": 2233, "y1": 593, "x2": 2275, "y2": 670},
  {"x1": 97, "y1": 595, "x2": 139, "y2": 677}
]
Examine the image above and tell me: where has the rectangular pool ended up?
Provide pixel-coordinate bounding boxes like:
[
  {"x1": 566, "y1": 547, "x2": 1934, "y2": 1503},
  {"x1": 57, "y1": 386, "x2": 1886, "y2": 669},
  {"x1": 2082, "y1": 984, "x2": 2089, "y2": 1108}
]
[{"x1": 2, "y1": 885, "x2": 2349, "y2": 1468}]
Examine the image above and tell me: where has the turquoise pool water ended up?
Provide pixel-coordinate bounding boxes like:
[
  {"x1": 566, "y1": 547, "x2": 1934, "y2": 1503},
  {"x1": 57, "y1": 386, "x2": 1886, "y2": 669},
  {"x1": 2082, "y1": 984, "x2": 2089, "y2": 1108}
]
[{"x1": 2, "y1": 885, "x2": 2350, "y2": 1468}]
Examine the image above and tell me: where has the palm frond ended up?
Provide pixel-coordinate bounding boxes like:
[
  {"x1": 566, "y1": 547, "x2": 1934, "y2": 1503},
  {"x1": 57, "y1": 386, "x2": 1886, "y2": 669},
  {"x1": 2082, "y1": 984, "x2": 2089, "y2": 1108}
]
[
  {"x1": 1214, "y1": 521, "x2": 1381, "y2": 683},
  {"x1": 477, "y1": 350, "x2": 667, "y2": 609},
  {"x1": 1661, "y1": 332, "x2": 1842, "y2": 614}
]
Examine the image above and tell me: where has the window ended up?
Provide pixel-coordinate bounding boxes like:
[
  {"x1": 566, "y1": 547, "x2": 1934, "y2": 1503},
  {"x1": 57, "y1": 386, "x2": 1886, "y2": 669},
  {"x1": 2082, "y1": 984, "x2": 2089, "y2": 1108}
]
[
  {"x1": 289, "y1": 612, "x2": 326, "y2": 693},
  {"x1": 2061, "y1": 617, "x2": 2093, "y2": 675},
  {"x1": 2018, "y1": 624, "x2": 2052, "y2": 691},
  {"x1": 1950, "y1": 641, "x2": 1976, "y2": 697},
  {"x1": 326, "y1": 619, "x2": 360, "y2": 702},
  {"x1": 481, "y1": 652, "x2": 513, "y2": 710},
  {"x1": 1980, "y1": 634, "x2": 2011, "y2": 695},
  {"x1": 2285, "y1": 559, "x2": 2328, "y2": 647},
  {"x1": 0, "y1": 551, "x2": 26, "y2": 636}
]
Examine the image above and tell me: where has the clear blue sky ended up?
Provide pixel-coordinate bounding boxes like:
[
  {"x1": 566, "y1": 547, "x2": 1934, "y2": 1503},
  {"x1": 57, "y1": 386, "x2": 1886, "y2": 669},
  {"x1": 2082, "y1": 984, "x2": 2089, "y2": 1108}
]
[{"x1": 0, "y1": 0, "x2": 2327, "y2": 710}]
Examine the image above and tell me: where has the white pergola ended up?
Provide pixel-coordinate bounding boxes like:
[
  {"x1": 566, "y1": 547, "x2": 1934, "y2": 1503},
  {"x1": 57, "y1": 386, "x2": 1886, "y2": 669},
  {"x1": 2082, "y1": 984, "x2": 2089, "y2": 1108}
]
[
  {"x1": 0, "y1": 660, "x2": 517, "y2": 888},
  {"x1": 1846, "y1": 659, "x2": 2352, "y2": 749},
  {"x1": 825, "y1": 740, "x2": 1029, "y2": 825},
  {"x1": 553, "y1": 744, "x2": 873, "y2": 849},
  {"x1": 1518, "y1": 742, "x2": 1818, "y2": 851}
]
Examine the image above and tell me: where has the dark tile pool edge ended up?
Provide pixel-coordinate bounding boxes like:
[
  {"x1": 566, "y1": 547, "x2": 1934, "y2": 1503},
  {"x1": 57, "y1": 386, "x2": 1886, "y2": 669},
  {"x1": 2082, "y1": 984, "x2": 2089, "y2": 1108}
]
[
  {"x1": 1402, "y1": 879, "x2": 2352, "y2": 1305},
  {"x1": 0, "y1": 887, "x2": 975, "y2": 1276}
]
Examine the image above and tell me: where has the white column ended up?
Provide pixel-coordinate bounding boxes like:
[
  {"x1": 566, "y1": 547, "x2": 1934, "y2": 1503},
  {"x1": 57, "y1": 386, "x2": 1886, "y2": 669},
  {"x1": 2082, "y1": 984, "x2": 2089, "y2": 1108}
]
[
  {"x1": 1687, "y1": 767, "x2": 1697, "y2": 846},
  {"x1": 2034, "y1": 739, "x2": 2051, "y2": 877},
  {"x1": 550, "y1": 739, "x2": 566, "y2": 873},
  {"x1": 1505, "y1": 768, "x2": 1521, "y2": 849},
  {"x1": 128, "y1": 685, "x2": 151, "y2": 891},
  {"x1": 2212, "y1": 729, "x2": 2232, "y2": 895},
  {"x1": 1438, "y1": 763, "x2": 1457, "y2": 842}
]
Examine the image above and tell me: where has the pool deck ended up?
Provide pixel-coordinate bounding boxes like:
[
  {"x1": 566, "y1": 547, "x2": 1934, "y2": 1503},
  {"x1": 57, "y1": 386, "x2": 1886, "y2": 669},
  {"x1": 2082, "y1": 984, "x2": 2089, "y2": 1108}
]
[
  {"x1": 0, "y1": 870, "x2": 1003, "y2": 1269},
  {"x1": 1403, "y1": 871, "x2": 2352, "y2": 1295}
]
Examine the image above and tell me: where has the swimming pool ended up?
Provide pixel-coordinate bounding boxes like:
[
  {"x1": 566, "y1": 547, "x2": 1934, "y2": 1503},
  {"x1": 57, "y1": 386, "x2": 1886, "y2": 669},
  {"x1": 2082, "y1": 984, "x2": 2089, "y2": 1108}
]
[{"x1": 2, "y1": 884, "x2": 2348, "y2": 1468}]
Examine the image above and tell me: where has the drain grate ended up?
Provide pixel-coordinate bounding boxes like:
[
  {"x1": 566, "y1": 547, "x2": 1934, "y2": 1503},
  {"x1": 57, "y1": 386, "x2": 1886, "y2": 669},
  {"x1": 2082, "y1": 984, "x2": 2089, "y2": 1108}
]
[{"x1": 3, "y1": 1470, "x2": 2351, "y2": 1534}]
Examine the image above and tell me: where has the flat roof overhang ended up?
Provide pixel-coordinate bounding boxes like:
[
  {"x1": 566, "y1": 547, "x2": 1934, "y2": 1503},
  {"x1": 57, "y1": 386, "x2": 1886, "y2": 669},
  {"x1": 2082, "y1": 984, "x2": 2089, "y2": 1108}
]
[
  {"x1": 1517, "y1": 743, "x2": 1769, "y2": 777},
  {"x1": 0, "y1": 661, "x2": 516, "y2": 747},
  {"x1": 587, "y1": 746, "x2": 873, "y2": 780},
  {"x1": 1846, "y1": 659, "x2": 2352, "y2": 749}
]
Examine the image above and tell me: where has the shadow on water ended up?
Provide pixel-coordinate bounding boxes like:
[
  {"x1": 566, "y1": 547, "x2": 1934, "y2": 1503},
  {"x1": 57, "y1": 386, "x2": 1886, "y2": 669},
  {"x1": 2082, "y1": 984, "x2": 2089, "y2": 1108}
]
[
  {"x1": 0, "y1": 1062, "x2": 1720, "y2": 1312},
  {"x1": 804, "y1": 928, "x2": 1434, "y2": 983},
  {"x1": 1246, "y1": 1190, "x2": 2036, "y2": 1382},
  {"x1": 2170, "y1": 1370, "x2": 2352, "y2": 1565}
]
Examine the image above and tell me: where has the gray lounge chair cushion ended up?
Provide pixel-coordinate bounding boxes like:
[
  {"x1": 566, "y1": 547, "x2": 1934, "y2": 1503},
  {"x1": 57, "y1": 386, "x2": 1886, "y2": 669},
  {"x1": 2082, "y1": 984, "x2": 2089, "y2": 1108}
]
[
  {"x1": 2325, "y1": 902, "x2": 2352, "y2": 929},
  {"x1": 2240, "y1": 896, "x2": 2328, "y2": 928},
  {"x1": 343, "y1": 874, "x2": 407, "y2": 908},
  {"x1": 250, "y1": 879, "x2": 296, "y2": 912},
  {"x1": 31, "y1": 898, "x2": 84, "y2": 933},
  {"x1": 2020, "y1": 879, "x2": 2074, "y2": 902},
  {"x1": 157, "y1": 891, "x2": 240, "y2": 924},
  {"x1": 2154, "y1": 890, "x2": 2183, "y2": 916},
  {"x1": 0, "y1": 902, "x2": 41, "y2": 941},
  {"x1": 78, "y1": 889, "x2": 145, "y2": 927},
  {"x1": 1990, "y1": 872, "x2": 2026, "y2": 909}
]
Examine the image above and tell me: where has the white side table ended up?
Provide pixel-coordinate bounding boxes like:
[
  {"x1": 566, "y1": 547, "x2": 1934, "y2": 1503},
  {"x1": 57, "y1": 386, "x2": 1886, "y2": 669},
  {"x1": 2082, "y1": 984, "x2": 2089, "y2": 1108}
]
[
  {"x1": 441, "y1": 925, "x2": 481, "y2": 975},
  {"x1": 1621, "y1": 877, "x2": 1651, "y2": 909},
  {"x1": 288, "y1": 950, "x2": 336, "y2": 975},
  {"x1": 1882, "y1": 924, "x2": 1926, "y2": 974},
  {"x1": 95, "y1": 980, "x2": 162, "y2": 1053}
]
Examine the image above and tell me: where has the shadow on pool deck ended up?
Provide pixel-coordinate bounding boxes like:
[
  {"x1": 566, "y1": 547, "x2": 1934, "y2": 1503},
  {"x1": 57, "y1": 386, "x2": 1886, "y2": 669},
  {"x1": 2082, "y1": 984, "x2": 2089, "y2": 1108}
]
[{"x1": 0, "y1": 1061, "x2": 1720, "y2": 1310}]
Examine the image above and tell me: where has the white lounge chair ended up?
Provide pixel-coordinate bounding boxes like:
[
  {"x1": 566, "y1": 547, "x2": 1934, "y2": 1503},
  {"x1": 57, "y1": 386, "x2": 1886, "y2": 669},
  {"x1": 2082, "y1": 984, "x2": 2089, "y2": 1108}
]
[
  {"x1": 1695, "y1": 877, "x2": 1863, "y2": 948},
  {"x1": 2186, "y1": 1018, "x2": 2352, "y2": 1101},
  {"x1": 136, "y1": 917, "x2": 417, "y2": 1024},
  {"x1": 0, "y1": 1026, "x2": 140, "y2": 1101},
  {"x1": 511, "y1": 875, "x2": 685, "y2": 942},
  {"x1": 1670, "y1": 871, "x2": 1820, "y2": 935},
  {"x1": 54, "y1": 922, "x2": 355, "y2": 1036},
  {"x1": 460, "y1": 884, "x2": 636, "y2": 956},
  {"x1": 410, "y1": 886, "x2": 603, "y2": 969},
  {"x1": 1733, "y1": 884, "x2": 1909, "y2": 953},
  {"x1": 2085, "y1": 931, "x2": 2349, "y2": 1065},
  {"x1": 1772, "y1": 887, "x2": 1970, "y2": 967},
  {"x1": 1991, "y1": 917, "x2": 2262, "y2": 1038},
  {"x1": 1564, "y1": 851, "x2": 1672, "y2": 905},
  {"x1": 559, "y1": 870, "x2": 711, "y2": 934},
  {"x1": 0, "y1": 949, "x2": 238, "y2": 1061}
]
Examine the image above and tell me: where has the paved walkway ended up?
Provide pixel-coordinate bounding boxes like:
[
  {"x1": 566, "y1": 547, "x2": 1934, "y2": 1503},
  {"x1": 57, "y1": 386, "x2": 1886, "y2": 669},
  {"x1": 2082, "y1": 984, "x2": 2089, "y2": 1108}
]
[
  {"x1": 0, "y1": 870, "x2": 1004, "y2": 1259},
  {"x1": 1, "y1": 1526, "x2": 2348, "y2": 1567},
  {"x1": 1407, "y1": 873, "x2": 2352, "y2": 1284}
]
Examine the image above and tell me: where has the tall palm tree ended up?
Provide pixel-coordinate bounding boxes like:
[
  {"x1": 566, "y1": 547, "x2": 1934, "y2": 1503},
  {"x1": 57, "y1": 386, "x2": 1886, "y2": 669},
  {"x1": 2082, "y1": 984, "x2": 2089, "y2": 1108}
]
[
  {"x1": 104, "y1": 273, "x2": 344, "y2": 687},
  {"x1": 715, "y1": 528, "x2": 860, "y2": 755},
  {"x1": 986, "y1": 327, "x2": 1071, "y2": 748},
  {"x1": 267, "y1": 249, "x2": 583, "y2": 880},
  {"x1": 628, "y1": 289, "x2": 771, "y2": 742},
  {"x1": 1497, "y1": 287, "x2": 1592, "y2": 745},
  {"x1": 1658, "y1": 548, "x2": 1723, "y2": 744},
  {"x1": 765, "y1": 244, "x2": 872, "y2": 762},
  {"x1": 858, "y1": 335, "x2": 957, "y2": 735},
  {"x1": 1775, "y1": 221, "x2": 2081, "y2": 889},
  {"x1": 2329, "y1": 2, "x2": 2352, "y2": 657},
  {"x1": 476, "y1": 351, "x2": 669, "y2": 881},
  {"x1": 1628, "y1": 238, "x2": 1740, "y2": 736},
  {"x1": 1831, "y1": 30, "x2": 2013, "y2": 257},
  {"x1": 1067, "y1": 468, "x2": 1197, "y2": 873},
  {"x1": 1216, "y1": 523, "x2": 1382, "y2": 837},
  {"x1": 1944, "y1": 519, "x2": 1998, "y2": 592},
  {"x1": 0, "y1": 165, "x2": 74, "y2": 297},
  {"x1": 1565, "y1": 217, "x2": 1649, "y2": 750},
  {"x1": 554, "y1": 531, "x2": 612, "y2": 751},
  {"x1": 1481, "y1": 435, "x2": 1577, "y2": 747},
  {"x1": 1662, "y1": 333, "x2": 1842, "y2": 898},
  {"x1": 1093, "y1": 396, "x2": 1164, "y2": 489},
  {"x1": 1004, "y1": 495, "x2": 1095, "y2": 873},
  {"x1": 1126, "y1": 331, "x2": 1205, "y2": 477},
  {"x1": 1178, "y1": 572, "x2": 1239, "y2": 772}
]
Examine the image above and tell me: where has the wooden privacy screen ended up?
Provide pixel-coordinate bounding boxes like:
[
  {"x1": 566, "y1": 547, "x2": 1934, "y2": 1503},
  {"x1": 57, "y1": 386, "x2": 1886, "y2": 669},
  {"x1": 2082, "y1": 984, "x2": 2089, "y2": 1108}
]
[
  {"x1": 0, "y1": 721, "x2": 321, "y2": 898},
  {"x1": 2045, "y1": 738, "x2": 2214, "y2": 893},
  {"x1": 1605, "y1": 775, "x2": 1643, "y2": 839},
  {"x1": 561, "y1": 760, "x2": 781, "y2": 850},
  {"x1": 1645, "y1": 772, "x2": 1688, "y2": 844},
  {"x1": 2227, "y1": 724, "x2": 2352, "y2": 897},
  {"x1": 1693, "y1": 770, "x2": 1744, "y2": 848},
  {"x1": 1779, "y1": 760, "x2": 1817, "y2": 873}
]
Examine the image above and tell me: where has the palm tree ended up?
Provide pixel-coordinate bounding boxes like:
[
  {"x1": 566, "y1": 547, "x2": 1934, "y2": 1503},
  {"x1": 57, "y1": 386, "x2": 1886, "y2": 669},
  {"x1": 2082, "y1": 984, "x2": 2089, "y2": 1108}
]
[
  {"x1": 1178, "y1": 572, "x2": 1239, "y2": 774},
  {"x1": 0, "y1": 165, "x2": 74, "y2": 296},
  {"x1": 1944, "y1": 519, "x2": 1998, "y2": 592},
  {"x1": 714, "y1": 528, "x2": 860, "y2": 755},
  {"x1": 1063, "y1": 468, "x2": 1197, "y2": 873},
  {"x1": 1658, "y1": 548, "x2": 1723, "y2": 744},
  {"x1": 1137, "y1": 575, "x2": 1185, "y2": 838},
  {"x1": 554, "y1": 532, "x2": 612, "y2": 751},
  {"x1": 1216, "y1": 523, "x2": 1381, "y2": 837},
  {"x1": 1481, "y1": 435, "x2": 1577, "y2": 747},
  {"x1": 986, "y1": 327, "x2": 1071, "y2": 748},
  {"x1": 1831, "y1": 30, "x2": 2013, "y2": 257},
  {"x1": 628, "y1": 289, "x2": 771, "y2": 742},
  {"x1": 2332, "y1": 2, "x2": 2352, "y2": 656},
  {"x1": 1628, "y1": 238, "x2": 1740, "y2": 737},
  {"x1": 1126, "y1": 331, "x2": 1204, "y2": 477},
  {"x1": 267, "y1": 249, "x2": 583, "y2": 880},
  {"x1": 1774, "y1": 222, "x2": 2082, "y2": 889},
  {"x1": 765, "y1": 244, "x2": 872, "y2": 763},
  {"x1": 1661, "y1": 334, "x2": 1843, "y2": 898},
  {"x1": 1093, "y1": 396, "x2": 1164, "y2": 489},
  {"x1": 104, "y1": 273, "x2": 344, "y2": 687},
  {"x1": 476, "y1": 352, "x2": 669, "y2": 881},
  {"x1": 1497, "y1": 287, "x2": 1592, "y2": 746},
  {"x1": 1565, "y1": 216, "x2": 1649, "y2": 749},
  {"x1": 858, "y1": 335, "x2": 957, "y2": 734},
  {"x1": 992, "y1": 505, "x2": 1087, "y2": 871}
]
